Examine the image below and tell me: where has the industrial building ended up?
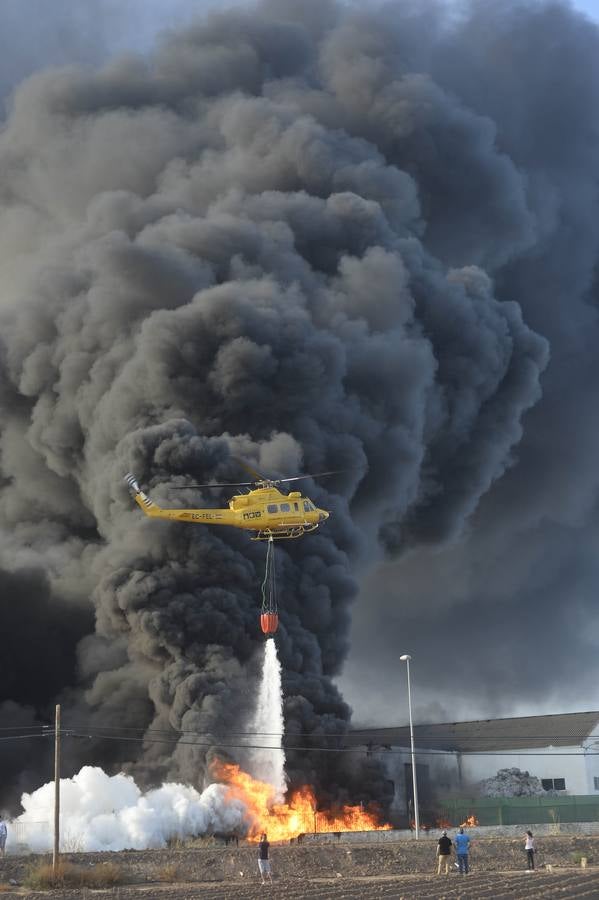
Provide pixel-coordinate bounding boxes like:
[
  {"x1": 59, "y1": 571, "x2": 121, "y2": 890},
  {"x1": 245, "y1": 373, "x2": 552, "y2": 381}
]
[{"x1": 351, "y1": 711, "x2": 599, "y2": 821}]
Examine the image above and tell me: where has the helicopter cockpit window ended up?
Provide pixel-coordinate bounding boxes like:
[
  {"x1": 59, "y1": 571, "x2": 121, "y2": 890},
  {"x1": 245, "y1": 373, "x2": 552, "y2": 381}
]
[
  {"x1": 267, "y1": 504, "x2": 278, "y2": 513},
  {"x1": 280, "y1": 503, "x2": 291, "y2": 513},
  {"x1": 303, "y1": 501, "x2": 310, "y2": 512}
]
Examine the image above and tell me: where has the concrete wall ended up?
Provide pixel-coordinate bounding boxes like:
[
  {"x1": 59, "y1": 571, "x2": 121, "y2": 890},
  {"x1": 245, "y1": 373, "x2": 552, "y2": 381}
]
[{"x1": 303, "y1": 821, "x2": 599, "y2": 844}]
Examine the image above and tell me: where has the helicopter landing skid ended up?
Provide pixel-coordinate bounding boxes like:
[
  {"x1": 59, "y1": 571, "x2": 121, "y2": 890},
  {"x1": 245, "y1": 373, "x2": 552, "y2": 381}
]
[{"x1": 252, "y1": 523, "x2": 319, "y2": 541}]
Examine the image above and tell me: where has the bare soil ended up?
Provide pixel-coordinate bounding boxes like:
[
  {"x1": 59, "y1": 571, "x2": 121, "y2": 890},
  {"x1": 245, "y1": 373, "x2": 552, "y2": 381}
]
[{"x1": 1, "y1": 833, "x2": 599, "y2": 898}]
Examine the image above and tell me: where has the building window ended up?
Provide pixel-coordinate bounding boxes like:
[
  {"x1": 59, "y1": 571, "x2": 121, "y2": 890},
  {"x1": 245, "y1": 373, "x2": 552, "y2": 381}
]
[
  {"x1": 542, "y1": 778, "x2": 566, "y2": 791},
  {"x1": 594, "y1": 777, "x2": 599, "y2": 791}
]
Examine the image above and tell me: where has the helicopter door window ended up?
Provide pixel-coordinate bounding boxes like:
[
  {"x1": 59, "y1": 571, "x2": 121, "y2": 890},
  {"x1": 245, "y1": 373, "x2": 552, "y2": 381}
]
[
  {"x1": 280, "y1": 503, "x2": 291, "y2": 513},
  {"x1": 267, "y1": 504, "x2": 278, "y2": 513},
  {"x1": 293, "y1": 502, "x2": 299, "y2": 511}
]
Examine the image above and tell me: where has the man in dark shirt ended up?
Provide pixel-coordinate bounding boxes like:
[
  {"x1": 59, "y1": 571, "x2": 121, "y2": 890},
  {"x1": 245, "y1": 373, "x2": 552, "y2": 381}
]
[
  {"x1": 437, "y1": 831, "x2": 453, "y2": 874},
  {"x1": 258, "y1": 832, "x2": 272, "y2": 884}
]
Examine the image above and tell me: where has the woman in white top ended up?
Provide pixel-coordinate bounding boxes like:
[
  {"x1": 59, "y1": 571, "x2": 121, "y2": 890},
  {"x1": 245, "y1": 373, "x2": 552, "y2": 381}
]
[{"x1": 524, "y1": 830, "x2": 535, "y2": 870}]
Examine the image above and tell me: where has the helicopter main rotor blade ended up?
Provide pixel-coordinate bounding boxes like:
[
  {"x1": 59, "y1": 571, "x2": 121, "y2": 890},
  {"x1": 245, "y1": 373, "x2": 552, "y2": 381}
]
[
  {"x1": 169, "y1": 481, "x2": 255, "y2": 489},
  {"x1": 276, "y1": 468, "x2": 361, "y2": 483},
  {"x1": 232, "y1": 456, "x2": 269, "y2": 482}
]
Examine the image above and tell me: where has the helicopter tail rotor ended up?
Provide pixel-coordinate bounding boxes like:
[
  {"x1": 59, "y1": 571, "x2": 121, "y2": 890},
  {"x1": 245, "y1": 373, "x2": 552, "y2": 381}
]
[
  {"x1": 124, "y1": 473, "x2": 161, "y2": 516},
  {"x1": 124, "y1": 472, "x2": 141, "y2": 494}
]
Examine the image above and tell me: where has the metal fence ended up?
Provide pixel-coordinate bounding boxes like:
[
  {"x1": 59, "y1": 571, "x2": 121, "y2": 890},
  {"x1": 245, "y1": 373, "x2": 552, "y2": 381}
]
[
  {"x1": 437, "y1": 796, "x2": 599, "y2": 826},
  {"x1": 8, "y1": 820, "x2": 50, "y2": 852}
]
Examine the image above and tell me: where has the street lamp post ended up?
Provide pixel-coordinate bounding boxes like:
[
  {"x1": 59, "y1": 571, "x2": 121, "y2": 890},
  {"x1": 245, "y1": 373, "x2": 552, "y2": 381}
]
[{"x1": 400, "y1": 654, "x2": 420, "y2": 839}]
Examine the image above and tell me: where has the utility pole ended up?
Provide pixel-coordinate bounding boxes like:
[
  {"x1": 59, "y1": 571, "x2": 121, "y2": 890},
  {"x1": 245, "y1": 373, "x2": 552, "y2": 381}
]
[
  {"x1": 53, "y1": 704, "x2": 61, "y2": 873},
  {"x1": 400, "y1": 654, "x2": 420, "y2": 839}
]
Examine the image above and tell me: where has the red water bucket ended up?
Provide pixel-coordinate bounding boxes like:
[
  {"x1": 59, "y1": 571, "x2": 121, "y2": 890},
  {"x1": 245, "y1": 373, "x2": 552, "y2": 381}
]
[{"x1": 260, "y1": 613, "x2": 279, "y2": 635}]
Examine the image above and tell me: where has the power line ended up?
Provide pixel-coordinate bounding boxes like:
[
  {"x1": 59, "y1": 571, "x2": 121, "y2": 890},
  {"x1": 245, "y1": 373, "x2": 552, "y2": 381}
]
[
  {"x1": 62, "y1": 731, "x2": 599, "y2": 757},
  {"x1": 34, "y1": 722, "x2": 599, "y2": 751},
  {"x1": 0, "y1": 725, "x2": 52, "y2": 732},
  {"x1": 3, "y1": 723, "x2": 599, "y2": 755},
  {"x1": 59, "y1": 721, "x2": 599, "y2": 741},
  {"x1": 0, "y1": 733, "x2": 52, "y2": 744},
  {"x1": 3, "y1": 727, "x2": 599, "y2": 758}
]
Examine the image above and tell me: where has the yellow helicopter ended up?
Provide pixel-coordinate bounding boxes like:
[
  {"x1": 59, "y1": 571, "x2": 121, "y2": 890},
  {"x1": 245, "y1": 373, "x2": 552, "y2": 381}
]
[{"x1": 124, "y1": 464, "x2": 332, "y2": 540}]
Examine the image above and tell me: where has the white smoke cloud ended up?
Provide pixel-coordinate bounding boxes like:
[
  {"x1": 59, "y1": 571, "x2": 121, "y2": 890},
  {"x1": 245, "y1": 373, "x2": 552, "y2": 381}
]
[{"x1": 9, "y1": 766, "x2": 248, "y2": 852}]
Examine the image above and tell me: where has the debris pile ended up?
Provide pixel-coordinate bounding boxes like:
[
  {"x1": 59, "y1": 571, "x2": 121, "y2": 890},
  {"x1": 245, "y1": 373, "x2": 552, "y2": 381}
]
[{"x1": 478, "y1": 767, "x2": 548, "y2": 797}]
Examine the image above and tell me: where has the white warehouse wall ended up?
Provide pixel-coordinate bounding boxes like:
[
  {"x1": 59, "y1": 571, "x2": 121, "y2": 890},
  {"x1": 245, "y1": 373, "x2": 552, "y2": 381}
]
[
  {"x1": 459, "y1": 746, "x2": 588, "y2": 795},
  {"x1": 362, "y1": 731, "x2": 599, "y2": 811},
  {"x1": 583, "y1": 721, "x2": 599, "y2": 793}
]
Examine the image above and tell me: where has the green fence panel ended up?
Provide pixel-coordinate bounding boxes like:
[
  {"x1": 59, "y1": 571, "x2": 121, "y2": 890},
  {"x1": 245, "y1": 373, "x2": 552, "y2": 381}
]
[{"x1": 436, "y1": 795, "x2": 599, "y2": 826}]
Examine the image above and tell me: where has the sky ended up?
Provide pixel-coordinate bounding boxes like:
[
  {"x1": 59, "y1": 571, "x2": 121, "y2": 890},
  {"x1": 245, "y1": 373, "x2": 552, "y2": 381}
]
[
  {"x1": 574, "y1": 0, "x2": 599, "y2": 17},
  {"x1": 1, "y1": 0, "x2": 598, "y2": 98},
  {"x1": 1, "y1": 0, "x2": 599, "y2": 759}
]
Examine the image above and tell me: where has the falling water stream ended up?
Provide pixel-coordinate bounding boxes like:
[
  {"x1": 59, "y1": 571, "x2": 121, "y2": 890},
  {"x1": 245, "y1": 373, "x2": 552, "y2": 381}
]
[{"x1": 249, "y1": 637, "x2": 287, "y2": 803}]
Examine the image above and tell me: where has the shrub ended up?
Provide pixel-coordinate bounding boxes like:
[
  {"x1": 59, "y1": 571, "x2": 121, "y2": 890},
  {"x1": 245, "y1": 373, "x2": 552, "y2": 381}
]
[
  {"x1": 155, "y1": 862, "x2": 180, "y2": 882},
  {"x1": 165, "y1": 835, "x2": 188, "y2": 849},
  {"x1": 61, "y1": 829, "x2": 85, "y2": 853},
  {"x1": 85, "y1": 862, "x2": 123, "y2": 887},
  {"x1": 25, "y1": 860, "x2": 123, "y2": 889},
  {"x1": 25, "y1": 861, "x2": 71, "y2": 890}
]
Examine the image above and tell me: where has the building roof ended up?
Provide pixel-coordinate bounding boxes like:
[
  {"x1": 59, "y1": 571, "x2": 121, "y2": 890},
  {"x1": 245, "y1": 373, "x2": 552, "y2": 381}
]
[{"x1": 350, "y1": 711, "x2": 599, "y2": 753}]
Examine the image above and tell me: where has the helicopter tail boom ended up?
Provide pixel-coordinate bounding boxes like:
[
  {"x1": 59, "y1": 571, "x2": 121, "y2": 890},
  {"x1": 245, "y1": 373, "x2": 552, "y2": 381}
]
[
  {"x1": 125, "y1": 473, "x2": 162, "y2": 517},
  {"x1": 124, "y1": 473, "x2": 234, "y2": 525}
]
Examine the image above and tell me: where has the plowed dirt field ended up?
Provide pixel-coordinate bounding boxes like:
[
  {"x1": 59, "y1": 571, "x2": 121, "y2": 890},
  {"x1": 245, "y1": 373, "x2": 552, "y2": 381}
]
[{"x1": 2, "y1": 834, "x2": 599, "y2": 898}]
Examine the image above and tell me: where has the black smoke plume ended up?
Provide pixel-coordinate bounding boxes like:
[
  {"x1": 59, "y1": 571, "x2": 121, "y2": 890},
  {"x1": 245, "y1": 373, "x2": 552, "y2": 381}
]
[
  {"x1": 7, "y1": 0, "x2": 596, "y2": 807},
  {"x1": 337, "y1": 0, "x2": 599, "y2": 724}
]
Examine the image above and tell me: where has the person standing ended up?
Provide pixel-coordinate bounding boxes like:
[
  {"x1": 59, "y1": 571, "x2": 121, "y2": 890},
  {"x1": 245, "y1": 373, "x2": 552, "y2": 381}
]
[
  {"x1": 0, "y1": 817, "x2": 7, "y2": 857},
  {"x1": 436, "y1": 830, "x2": 453, "y2": 874},
  {"x1": 524, "y1": 830, "x2": 535, "y2": 870},
  {"x1": 454, "y1": 827, "x2": 471, "y2": 874},
  {"x1": 258, "y1": 832, "x2": 273, "y2": 885}
]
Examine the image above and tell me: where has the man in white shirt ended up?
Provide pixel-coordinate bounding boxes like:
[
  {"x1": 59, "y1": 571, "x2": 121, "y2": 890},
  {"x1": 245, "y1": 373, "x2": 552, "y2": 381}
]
[{"x1": 0, "y1": 817, "x2": 7, "y2": 856}]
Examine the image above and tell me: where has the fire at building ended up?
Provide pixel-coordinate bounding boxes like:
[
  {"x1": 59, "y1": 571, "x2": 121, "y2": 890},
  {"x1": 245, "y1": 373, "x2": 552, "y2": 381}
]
[{"x1": 215, "y1": 761, "x2": 391, "y2": 841}]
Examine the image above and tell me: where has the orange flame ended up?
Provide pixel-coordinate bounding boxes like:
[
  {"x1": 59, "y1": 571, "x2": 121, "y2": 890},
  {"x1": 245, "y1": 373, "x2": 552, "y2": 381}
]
[
  {"x1": 436, "y1": 817, "x2": 452, "y2": 829},
  {"x1": 409, "y1": 820, "x2": 430, "y2": 831},
  {"x1": 214, "y1": 761, "x2": 391, "y2": 841},
  {"x1": 460, "y1": 814, "x2": 479, "y2": 827}
]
